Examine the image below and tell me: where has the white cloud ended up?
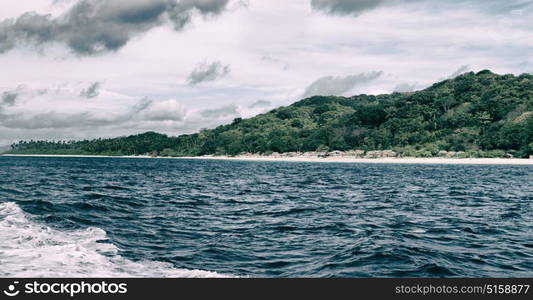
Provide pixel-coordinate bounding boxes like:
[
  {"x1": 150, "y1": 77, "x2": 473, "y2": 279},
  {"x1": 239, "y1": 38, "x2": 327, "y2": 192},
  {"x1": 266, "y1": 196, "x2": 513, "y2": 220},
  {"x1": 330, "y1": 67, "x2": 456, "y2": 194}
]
[
  {"x1": 448, "y1": 64, "x2": 471, "y2": 79},
  {"x1": 187, "y1": 61, "x2": 230, "y2": 85},
  {"x1": 141, "y1": 99, "x2": 187, "y2": 121},
  {"x1": 302, "y1": 71, "x2": 383, "y2": 97},
  {"x1": 393, "y1": 82, "x2": 417, "y2": 93},
  {"x1": 0, "y1": 0, "x2": 532, "y2": 145}
]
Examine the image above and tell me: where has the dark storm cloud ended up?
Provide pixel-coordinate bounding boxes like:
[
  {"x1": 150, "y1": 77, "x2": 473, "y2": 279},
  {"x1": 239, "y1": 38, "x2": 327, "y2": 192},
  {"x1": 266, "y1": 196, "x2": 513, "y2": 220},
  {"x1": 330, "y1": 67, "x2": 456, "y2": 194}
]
[
  {"x1": 80, "y1": 82, "x2": 102, "y2": 98},
  {"x1": 311, "y1": 0, "x2": 533, "y2": 16},
  {"x1": 1, "y1": 91, "x2": 18, "y2": 106},
  {"x1": 0, "y1": 0, "x2": 229, "y2": 55},
  {"x1": 303, "y1": 71, "x2": 383, "y2": 97},
  {"x1": 187, "y1": 61, "x2": 230, "y2": 86}
]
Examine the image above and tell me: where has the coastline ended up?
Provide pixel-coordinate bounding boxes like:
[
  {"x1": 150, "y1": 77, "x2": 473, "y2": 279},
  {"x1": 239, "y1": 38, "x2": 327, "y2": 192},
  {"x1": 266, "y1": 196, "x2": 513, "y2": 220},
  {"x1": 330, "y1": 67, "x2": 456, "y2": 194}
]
[
  {"x1": 179, "y1": 155, "x2": 533, "y2": 165},
  {"x1": 2, "y1": 153, "x2": 533, "y2": 165},
  {"x1": 0, "y1": 154, "x2": 153, "y2": 159}
]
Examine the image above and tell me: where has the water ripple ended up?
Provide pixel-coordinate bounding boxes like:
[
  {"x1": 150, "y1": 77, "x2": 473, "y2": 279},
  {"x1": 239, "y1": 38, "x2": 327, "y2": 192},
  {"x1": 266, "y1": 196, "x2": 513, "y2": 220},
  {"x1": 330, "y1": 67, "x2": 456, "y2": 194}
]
[{"x1": 0, "y1": 156, "x2": 531, "y2": 277}]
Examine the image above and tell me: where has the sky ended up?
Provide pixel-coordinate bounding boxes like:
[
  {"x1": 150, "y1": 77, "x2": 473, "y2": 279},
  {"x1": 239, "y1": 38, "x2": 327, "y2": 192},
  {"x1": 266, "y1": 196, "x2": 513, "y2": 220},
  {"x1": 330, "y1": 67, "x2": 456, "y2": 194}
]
[{"x1": 0, "y1": 0, "x2": 532, "y2": 145}]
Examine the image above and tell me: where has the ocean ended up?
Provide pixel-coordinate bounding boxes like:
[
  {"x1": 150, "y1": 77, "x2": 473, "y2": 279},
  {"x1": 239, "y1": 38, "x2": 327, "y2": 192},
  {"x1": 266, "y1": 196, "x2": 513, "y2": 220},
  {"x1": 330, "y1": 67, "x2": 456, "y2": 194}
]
[{"x1": 0, "y1": 156, "x2": 531, "y2": 277}]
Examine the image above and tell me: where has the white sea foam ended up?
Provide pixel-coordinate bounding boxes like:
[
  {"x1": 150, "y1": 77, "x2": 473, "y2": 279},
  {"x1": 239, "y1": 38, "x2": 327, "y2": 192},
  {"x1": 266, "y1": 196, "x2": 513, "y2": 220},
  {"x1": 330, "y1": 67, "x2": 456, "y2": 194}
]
[{"x1": 0, "y1": 202, "x2": 231, "y2": 277}]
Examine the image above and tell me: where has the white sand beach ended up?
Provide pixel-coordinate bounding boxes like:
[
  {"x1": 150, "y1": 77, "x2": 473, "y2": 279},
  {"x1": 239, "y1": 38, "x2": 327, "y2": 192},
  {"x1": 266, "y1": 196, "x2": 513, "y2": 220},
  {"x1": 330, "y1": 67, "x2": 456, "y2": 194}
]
[
  {"x1": 4, "y1": 154, "x2": 532, "y2": 165},
  {"x1": 0, "y1": 154, "x2": 153, "y2": 159},
  {"x1": 178, "y1": 155, "x2": 533, "y2": 165}
]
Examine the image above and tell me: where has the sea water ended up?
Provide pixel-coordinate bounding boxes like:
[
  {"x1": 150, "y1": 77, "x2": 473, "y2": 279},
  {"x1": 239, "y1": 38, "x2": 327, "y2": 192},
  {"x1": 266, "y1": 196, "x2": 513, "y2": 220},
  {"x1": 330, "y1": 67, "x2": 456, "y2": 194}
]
[{"x1": 0, "y1": 156, "x2": 531, "y2": 277}]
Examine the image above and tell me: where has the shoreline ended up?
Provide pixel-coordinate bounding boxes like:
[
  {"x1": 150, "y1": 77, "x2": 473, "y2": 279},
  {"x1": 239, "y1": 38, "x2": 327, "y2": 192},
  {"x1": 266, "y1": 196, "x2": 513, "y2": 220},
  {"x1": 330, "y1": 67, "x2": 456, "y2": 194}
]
[
  {"x1": 0, "y1": 154, "x2": 153, "y2": 159},
  {"x1": 2, "y1": 153, "x2": 533, "y2": 165}
]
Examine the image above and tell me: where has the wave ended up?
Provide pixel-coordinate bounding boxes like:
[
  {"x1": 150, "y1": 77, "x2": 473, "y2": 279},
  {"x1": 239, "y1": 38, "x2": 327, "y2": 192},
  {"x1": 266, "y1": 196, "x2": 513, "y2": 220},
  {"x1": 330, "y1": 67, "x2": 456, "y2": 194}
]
[{"x1": 0, "y1": 202, "x2": 231, "y2": 278}]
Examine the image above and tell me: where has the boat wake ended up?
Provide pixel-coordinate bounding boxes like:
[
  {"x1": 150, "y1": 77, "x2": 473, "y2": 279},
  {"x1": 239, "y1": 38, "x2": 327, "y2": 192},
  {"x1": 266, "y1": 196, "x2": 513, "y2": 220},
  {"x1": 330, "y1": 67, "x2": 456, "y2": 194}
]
[{"x1": 0, "y1": 202, "x2": 230, "y2": 278}]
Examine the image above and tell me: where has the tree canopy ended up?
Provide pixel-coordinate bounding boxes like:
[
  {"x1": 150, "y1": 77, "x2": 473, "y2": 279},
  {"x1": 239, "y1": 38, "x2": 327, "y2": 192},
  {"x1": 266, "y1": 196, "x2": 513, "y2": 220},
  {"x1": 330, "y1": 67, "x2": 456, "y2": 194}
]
[{"x1": 7, "y1": 70, "x2": 533, "y2": 158}]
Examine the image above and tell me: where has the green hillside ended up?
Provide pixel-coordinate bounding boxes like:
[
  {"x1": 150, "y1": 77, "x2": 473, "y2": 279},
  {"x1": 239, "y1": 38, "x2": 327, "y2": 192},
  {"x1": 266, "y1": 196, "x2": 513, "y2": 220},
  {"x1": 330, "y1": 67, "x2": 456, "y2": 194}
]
[{"x1": 7, "y1": 70, "x2": 533, "y2": 158}]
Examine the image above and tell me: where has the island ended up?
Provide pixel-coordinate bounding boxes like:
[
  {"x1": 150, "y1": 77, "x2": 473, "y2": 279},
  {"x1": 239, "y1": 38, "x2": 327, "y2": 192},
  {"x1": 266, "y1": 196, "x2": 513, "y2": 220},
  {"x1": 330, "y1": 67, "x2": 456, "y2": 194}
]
[{"x1": 4, "y1": 70, "x2": 533, "y2": 161}]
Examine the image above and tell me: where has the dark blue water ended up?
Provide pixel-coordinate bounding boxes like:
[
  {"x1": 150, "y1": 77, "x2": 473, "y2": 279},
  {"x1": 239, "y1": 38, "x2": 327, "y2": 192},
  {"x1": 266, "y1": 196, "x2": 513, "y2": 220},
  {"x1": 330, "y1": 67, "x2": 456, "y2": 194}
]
[{"x1": 0, "y1": 156, "x2": 532, "y2": 277}]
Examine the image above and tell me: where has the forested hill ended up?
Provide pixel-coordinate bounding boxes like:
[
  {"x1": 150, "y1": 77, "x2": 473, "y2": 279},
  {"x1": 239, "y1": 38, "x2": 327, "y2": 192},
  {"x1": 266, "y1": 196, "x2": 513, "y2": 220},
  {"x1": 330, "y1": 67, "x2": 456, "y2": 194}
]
[{"x1": 7, "y1": 70, "x2": 533, "y2": 158}]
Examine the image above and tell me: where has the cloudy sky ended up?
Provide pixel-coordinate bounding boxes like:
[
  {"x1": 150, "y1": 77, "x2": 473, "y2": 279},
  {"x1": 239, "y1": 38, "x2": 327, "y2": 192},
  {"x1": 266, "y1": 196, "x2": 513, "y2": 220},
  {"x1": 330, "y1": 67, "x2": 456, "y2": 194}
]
[{"x1": 0, "y1": 0, "x2": 532, "y2": 145}]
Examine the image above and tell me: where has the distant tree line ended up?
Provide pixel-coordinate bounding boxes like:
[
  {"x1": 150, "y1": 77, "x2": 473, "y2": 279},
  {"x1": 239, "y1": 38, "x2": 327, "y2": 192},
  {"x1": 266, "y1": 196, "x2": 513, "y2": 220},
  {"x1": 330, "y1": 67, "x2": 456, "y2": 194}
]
[{"x1": 7, "y1": 70, "x2": 533, "y2": 158}]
